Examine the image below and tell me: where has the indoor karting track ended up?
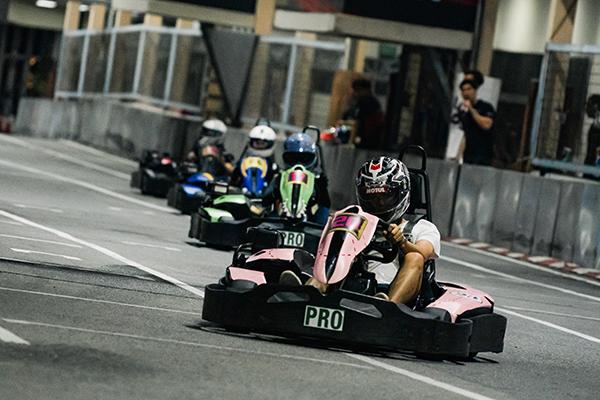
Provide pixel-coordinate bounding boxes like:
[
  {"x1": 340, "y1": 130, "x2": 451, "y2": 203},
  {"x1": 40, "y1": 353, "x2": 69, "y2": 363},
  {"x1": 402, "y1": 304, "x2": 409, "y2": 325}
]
[{"x1": 0, "y1": 135, "x2": 598, "y2": 400}]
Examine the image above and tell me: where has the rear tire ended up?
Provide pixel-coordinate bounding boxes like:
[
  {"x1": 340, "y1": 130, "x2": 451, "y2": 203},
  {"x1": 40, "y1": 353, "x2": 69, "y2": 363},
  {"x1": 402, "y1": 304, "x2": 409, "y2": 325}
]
[{"x1": 140, "y1": 174, "x2": 149, "y2": 195}]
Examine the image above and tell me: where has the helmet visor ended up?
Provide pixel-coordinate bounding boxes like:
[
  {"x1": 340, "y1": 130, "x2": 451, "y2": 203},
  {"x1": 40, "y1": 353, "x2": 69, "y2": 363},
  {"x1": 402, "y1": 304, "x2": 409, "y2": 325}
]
[
  {"x1": 283, "y1": 152, "x2": 316, "y2": 167},
  {"x1": 203, "y1": 128, "x2": 223, "y2": 137},
  {"x1": 356, "y1": 185, "x2": 404, "y2": 216},
  {"x1": 250, "y1": 138, "x2": 274, "y2": 150}
]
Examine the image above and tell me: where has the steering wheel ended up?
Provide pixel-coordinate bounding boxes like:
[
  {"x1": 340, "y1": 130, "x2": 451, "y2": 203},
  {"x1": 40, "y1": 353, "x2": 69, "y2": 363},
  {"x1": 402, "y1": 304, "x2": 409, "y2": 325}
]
[{"x1": 363, "y1": 219, "x2": 399, "y2": 263}]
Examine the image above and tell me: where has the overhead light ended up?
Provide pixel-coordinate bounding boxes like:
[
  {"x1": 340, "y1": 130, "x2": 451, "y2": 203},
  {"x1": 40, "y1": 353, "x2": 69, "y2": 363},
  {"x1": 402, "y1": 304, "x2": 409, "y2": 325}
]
[
  {"x1": 35, "y1": 0, "x2": 57, "y2": 9},
  {"x1": 79, "y1": 4, "x2": 90, "y2": 12}
]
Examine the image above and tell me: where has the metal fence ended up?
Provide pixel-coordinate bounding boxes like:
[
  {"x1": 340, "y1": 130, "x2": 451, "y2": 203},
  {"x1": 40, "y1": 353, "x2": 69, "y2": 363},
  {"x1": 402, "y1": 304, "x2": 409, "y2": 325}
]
[
  {"x1": 531, "y1": 42, "x2": 600, "y2": 177},
  {"x1": 55, "y1": 25, "x2": 208, "y2": 113},
  {"x1": 242, "y1": 35, "x2": 347, "y2": 131}
]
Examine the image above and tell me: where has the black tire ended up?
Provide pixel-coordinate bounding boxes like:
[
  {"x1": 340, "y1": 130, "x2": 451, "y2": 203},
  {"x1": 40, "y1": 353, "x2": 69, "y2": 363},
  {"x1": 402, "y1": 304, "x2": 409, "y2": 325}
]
[{"x1": 140, "y1": 174, "x2": 149, "y2": 195}]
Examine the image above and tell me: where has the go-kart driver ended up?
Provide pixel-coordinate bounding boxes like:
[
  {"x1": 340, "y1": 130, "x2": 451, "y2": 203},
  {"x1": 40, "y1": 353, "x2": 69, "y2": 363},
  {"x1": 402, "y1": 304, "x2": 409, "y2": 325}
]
[
  {"x1": 280, "y1": 156, "x2": 440, "y2": 306},
  {"x1": 230, "y1": 124, "x2": 278, "y2": 187},
  {"x1": 262, "y1": 131, "x2": 331, "y2": 224},
  {"x1": 186, "y1": 118, "x2": 235, "y2": 177}
]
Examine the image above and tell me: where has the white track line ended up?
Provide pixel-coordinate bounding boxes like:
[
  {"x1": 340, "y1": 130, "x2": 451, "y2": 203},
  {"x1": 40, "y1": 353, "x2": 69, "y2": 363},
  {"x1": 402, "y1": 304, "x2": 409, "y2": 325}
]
[
  {"x1": 0, "y1": 234, "x2": 82, "y2": 248},
  {"x1": 0, "y1": 160, "x2": 173, "y2": 213},
  {"x1": 0, "y1": 220, "x2": 22, "y2": 226},
  {"x1": 60, "y1": 139, "x2": 137, "y2": 167},
  {"x1": 14, "y1": 204, "x2": 63, "y2": 213},
  {"x1": 0, "y1": 135, "x2": 132, "y2": 179},
  {"x1": 0, "y1": 324, "x2": 29, "y2": 345},
  {"x1": 496, "y1": 307, "x2": 600, "y2": 344},
  {"x1": 503, "y1": 306, "x2": 600, "y2": 322},
  {"x1": 441, "y1": 255, "x2": 600, "y2": 303},
  {"x1": 0, "y1": 210, "x2": 204, "y2": 298},
  {"x1": 121, "y1": 241, "x2": 181, "y2": 252},
  {"x1": 0, "y1": 134, "x2": 35, "y2": 149},
  {"x1": 348, "y1": 354, "x2": 497, "y2": 400},
  {"x1": 11, "y1": 248, "x2": 82, "y2": 261},
  {"x1": 444, "y1": 241, "x2": 600, "y2": 288},
  {"x1": 35, "y1": 147, "x2": 131, "y2": 180},
  {"x1": 2, "y1": 318, "x2": 372, "y2": 370},
  {"x1": 0, "y1": 286, "x2": 200, "y2": 316}
]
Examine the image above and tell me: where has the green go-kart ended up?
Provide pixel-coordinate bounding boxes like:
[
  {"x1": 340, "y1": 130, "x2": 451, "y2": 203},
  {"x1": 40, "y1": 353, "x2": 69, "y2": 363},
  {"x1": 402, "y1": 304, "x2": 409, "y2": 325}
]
[{"x1": 188, "y1": 164, "x2": 325, "y2": 253}]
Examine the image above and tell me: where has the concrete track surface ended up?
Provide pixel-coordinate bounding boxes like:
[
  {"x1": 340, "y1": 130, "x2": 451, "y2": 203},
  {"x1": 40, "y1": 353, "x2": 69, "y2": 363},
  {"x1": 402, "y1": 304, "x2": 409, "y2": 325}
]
[{"x1": 0, "y1": 135, "x2": 598, "y2": 400}]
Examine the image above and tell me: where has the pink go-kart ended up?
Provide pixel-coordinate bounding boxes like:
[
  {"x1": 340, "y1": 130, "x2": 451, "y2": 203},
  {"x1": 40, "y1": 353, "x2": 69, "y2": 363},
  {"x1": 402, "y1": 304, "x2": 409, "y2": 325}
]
[{"x1": 202, "y1": 147, "x2": 507, "y2": 359}]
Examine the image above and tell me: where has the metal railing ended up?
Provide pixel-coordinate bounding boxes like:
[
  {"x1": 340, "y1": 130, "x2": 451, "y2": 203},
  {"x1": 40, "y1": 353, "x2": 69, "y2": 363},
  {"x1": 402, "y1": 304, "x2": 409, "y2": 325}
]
[
  {"x1": 530, "y1": 42, "x2": 600, "y2": 177},
  {"x1": 55, "y1": 25, "x2": 208, "y2": 113}
]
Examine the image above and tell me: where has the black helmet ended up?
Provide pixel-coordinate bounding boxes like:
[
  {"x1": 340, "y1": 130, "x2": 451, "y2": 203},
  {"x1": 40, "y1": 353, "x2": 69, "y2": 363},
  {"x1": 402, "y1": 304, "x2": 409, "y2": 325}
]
[{"x1": 355, "y1": 157, "x2": 410, "y2": 223}]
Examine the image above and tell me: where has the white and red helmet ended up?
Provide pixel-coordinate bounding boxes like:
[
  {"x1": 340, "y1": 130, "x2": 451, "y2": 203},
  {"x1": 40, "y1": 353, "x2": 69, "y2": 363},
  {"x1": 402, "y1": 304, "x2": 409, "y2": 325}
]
[{"x1": 355, "y1": 157, "x2": 411, "y2": 222}]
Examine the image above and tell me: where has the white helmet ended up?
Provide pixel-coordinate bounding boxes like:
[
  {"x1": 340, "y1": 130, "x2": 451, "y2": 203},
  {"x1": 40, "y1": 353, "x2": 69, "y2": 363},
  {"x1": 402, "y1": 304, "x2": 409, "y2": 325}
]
[
  {"x1": 248, "y1": 125, "x2": 276, "y2": 158},
  {"x1": 202, "y1": 119, "x2": 227, "y2": 137}
]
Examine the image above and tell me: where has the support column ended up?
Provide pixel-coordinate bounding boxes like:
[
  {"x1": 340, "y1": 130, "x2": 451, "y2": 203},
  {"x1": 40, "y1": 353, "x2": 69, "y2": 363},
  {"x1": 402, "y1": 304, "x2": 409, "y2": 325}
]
[
  {"x1": 143, "y1": 13, "x2": 163, "y2": 27},
  {"x1": 87, "y1": 3, "x2": 106, "y2": 31},
  {"x1": 170, "y1": 18, "x2": 195, "y2": 104},
  {"x1": 538, "y1": 0, "x2": 578, "y2": 159},
  {"x1": 63, "y1": 1, "x2": 81, "y2": 31},
  {"x1": 353, "y1": 40, "x2": 369, "y2": 73},
  {"x1": 474, "y1": 0, "x2": 498, "y2": 75},
  {"x1": 244, "y1": 40, "x2": 269, "y2": 121},
  {"x1": 139, "y1": 14, "x2": 164, "y2": 98},
  {"x1": 290, "y1": 32, "x2": 316, "y2": 127},
  {"x1": 114, "y1": 9, "x2": 132, "y2": 27},
  {"x1": 255, "y1": 0, "x2": 275, "y2": 36}
]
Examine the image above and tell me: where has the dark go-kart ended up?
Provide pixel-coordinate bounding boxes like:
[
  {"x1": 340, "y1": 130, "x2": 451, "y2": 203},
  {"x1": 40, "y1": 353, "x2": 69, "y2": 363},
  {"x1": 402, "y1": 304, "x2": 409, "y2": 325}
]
[
  {"x1": 189, "y1": 164, "x2": 324, "y2": 254},
  {"x1": 201, "y1": 146, "x2": 507, "y2": 358},
  {"x1": 130, "y1": 150, "x2": 177, "y2": 197}
]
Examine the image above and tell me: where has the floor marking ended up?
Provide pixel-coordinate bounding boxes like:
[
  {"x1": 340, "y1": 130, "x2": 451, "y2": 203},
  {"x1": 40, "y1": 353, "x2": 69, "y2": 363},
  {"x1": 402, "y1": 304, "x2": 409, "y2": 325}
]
[
  {"x1": 443, "y1": 242, "x2": 600, "y2": 288},
  {"x1": 495, "y1": 307, "x2": 600, "y2": 344},
  {"x1": 503, "y1": 306, "x2": 600, "y2": 322},
  {"x1": 10, "y1": 248, "x2": 82, "y2": 261},
  {"x1": 0, "y1": 160, "x2": 173, "y2": 213},
  {"x1": 0, "y1": 220, "x2": 22, "y2": 226},
  {"x1": 0, "y1": 135, "x2": 131, "y2": 179},
  {"x1": 0, "y1": 324, "x2": 29, "y2": 345},
  {"x1": 108, "y1": 206, "x2": 123, "y2": 211},
  {"x1": 36, "y1": 147, "x2": 131, "y2": 180},
  {"x1": 14, "y1": 203, "x2": 63, "y2": 213},
  {"x1": 2, "y1": 318, "x2": 372, "y2": 370},
  {"x1": 348, "y1": 354, "x2": 497, "y2": 400},
  {"x1": 121, "y1": 241, "x2": 181, "y2": 252},
  {"x1": 0, "y1": 234, "x2": 82, "y2": 248},
  {"x1": 441, "y1": 255, "x2": 600, "y2": 302},
  {"x1": 0, "y1": 134, "x2": 35, "y2": 149},
  {"x1": 0, "y1": 286, "x2": 200, "y2": 316},
  {"x1": 0, "y1": 210, "x2": 204, "y2": 298},
  {"x1": 60, "y1": 139, "x2": 138, "y2": 167}
]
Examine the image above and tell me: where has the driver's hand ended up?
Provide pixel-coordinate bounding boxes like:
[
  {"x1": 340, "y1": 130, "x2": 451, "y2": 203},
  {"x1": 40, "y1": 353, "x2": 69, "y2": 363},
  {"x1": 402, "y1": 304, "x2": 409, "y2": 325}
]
[{"x1": 386, "y1": 224, "x2": 406, "y2": 245}]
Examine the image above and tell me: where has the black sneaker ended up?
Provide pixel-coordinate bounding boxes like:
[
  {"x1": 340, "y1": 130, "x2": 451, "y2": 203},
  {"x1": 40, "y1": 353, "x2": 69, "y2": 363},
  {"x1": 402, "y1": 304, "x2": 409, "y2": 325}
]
[{"x1": 279, "y1": 270, "x2": 302, "y2": 286}]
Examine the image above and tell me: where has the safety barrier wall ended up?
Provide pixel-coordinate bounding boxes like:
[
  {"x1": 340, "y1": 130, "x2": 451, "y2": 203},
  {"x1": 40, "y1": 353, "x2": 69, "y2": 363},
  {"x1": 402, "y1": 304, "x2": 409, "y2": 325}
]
[{"x1": 15, "y1": 98, "x2": 600, "y2": 269}]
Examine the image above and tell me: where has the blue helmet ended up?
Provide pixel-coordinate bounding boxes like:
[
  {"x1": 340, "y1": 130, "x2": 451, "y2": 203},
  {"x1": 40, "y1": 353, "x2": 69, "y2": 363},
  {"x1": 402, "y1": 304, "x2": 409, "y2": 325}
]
[{"x1": 283, "y1": 132, "x2": 317, "y2": 169}]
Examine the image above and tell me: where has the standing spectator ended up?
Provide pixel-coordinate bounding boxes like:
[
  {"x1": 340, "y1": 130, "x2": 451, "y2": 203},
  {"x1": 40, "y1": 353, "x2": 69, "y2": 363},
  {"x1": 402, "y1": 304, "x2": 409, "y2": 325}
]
[
  {"x1": 457, "y1": 79, "x2": 496, "y2": 166},
  {"x1": 340, "y1": 78, "x2": 384, "y2": 149}
]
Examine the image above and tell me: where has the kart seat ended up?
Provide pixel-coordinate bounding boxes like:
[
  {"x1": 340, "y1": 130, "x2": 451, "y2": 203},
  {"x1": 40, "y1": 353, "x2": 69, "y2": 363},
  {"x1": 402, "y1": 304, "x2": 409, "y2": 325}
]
[{"x1": 406, "y1": 171, "x2": 429, "y2": 219}]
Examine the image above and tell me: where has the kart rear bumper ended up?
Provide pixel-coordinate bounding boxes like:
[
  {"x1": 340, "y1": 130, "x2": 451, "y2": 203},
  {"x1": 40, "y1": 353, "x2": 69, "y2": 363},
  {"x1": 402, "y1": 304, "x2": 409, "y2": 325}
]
[
  {"x1": 167, "y1": 184, "x2": 204, "y2": 214},
  {"x1": 202, "y1": 283, "x2": 506, "y2": 357},
  {"x1": 189, "y1": 214, "x2": 323, "y2": 252},
  {"x1": 189, "y1": 213, "x2": 254, "y2": 247},
  {"x1": 132, "y1": 168, "x2": 174, "y2": 197}
]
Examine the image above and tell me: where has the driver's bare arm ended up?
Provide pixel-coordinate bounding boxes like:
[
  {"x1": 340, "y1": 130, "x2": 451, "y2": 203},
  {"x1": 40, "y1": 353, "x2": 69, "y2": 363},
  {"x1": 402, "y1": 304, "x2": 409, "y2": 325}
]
[
  {"x1": 223, "y1": 161, "x2": 235, "y2": 174},
  {"x1": 387, "y1": 224, "x2": 435, "y2": 260}
]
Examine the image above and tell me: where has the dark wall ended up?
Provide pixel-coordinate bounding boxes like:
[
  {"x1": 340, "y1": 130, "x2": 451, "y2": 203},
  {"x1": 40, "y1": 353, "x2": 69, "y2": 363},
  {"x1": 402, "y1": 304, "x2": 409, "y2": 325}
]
[
  {"x1": 343, "y1": 0, "x2": 478, "y2": 31},
  {"x1": 174, "y1": 0, "x2": 256, "y2": 13},
  {"x1": 490, "y1": 50, "x2": 543, "y2": 168}
]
